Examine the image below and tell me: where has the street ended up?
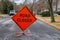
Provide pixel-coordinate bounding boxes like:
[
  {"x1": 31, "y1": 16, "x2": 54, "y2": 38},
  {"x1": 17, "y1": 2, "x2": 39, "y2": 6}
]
[{"x1": 0, "y1": 16, "x2": 60, "y2": 40}]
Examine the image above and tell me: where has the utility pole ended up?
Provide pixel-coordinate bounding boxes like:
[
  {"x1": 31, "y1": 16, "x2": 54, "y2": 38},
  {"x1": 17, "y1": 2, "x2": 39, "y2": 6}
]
[
  {"x1": 1, "y1": 0, "x2": 4, "y2": 13},
  {"x1": 24, "y1": 0, "x2": 28, "y2": 5},
  {"x1": 33, "y1": 0, "x2": 36, "y2": 15},
  {"x1": 56, "y1": 0, "x2": 58, "y2": 12},
  {"x1": 13, "y1": 0, "x2": 15, "y2": 10}
]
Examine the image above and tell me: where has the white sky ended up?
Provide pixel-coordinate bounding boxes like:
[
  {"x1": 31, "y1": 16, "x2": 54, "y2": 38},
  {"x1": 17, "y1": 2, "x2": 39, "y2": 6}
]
[
  {"x1": 9, "y1": 0, "x2": 38, "y2": 5},
  {"x1": 9, "y1": 0, "x2": 25, "y2": 5},
  {"x1": 14, "y1": 0, "x2": 25, "y2": 4},
  {"x1": 14, "y1": 0, "x2": 33, "y2": 5}
]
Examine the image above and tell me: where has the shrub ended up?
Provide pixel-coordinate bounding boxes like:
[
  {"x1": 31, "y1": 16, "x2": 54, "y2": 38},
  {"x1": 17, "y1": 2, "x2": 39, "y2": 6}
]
[
  {"x1": 57, "y1": 12, "x2": 60, "y2": 15},
  {"x1": 41, "y1": 11, "x2": 50, "y2": 17}
]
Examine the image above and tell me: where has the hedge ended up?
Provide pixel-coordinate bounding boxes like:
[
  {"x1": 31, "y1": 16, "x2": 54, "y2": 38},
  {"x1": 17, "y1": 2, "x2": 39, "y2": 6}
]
[
  {"x1": 57, "y1": 12, "x2": 60, "y2": 15},
  {"x1": 41, "y1": 11, "x2": 50, "y2": 17}
]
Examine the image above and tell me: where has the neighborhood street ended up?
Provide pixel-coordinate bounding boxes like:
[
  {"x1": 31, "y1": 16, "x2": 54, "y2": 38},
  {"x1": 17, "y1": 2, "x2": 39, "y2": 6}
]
[{"x1": 0, "y1": 16, "x2": 60, "y2": 40}]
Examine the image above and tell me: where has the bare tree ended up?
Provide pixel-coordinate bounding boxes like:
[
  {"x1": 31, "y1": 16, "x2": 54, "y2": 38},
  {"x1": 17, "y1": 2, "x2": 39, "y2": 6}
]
[
  {"x1": 48, "y1": 0, "x2": 55, "y2": 22},
  {"x1": 0, "y1": 0, "x2": 14, "y2": 14},
  {"x1": 56, "y1": 0, "x2": 59, "y2": 12}
]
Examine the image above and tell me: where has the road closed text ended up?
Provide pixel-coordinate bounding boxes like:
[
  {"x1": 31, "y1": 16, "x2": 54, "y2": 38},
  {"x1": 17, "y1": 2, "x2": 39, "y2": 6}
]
[{"x1": 17, "y1": 14, "x2": 32, "y2": 22}]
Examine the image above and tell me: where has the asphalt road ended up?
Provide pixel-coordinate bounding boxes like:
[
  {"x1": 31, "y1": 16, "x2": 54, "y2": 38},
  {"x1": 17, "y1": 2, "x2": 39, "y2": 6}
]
[{"x1": 0, "y1": 16, "x2": 60, "y2": 40}]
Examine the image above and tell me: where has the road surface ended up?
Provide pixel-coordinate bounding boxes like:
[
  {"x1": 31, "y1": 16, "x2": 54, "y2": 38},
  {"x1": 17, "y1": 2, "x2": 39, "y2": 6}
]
[{"x1": 0, "y1": 16, "x2": 60, "y2": 40}]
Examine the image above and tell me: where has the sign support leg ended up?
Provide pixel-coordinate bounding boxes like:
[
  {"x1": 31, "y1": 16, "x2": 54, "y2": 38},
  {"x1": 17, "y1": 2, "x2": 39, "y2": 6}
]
[{"x1": 16, "y1": 29, "x2": 31, "y2": 37}]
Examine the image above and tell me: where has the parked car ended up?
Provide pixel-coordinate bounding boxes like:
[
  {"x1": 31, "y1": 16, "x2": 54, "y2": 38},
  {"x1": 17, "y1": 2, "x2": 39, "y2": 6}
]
[
  {"x1": 53, "y1": 12, "x2": 58, "y2": 16},
  {"x1": 9, "y1": 10, "x2": 16, "y2": 16}
]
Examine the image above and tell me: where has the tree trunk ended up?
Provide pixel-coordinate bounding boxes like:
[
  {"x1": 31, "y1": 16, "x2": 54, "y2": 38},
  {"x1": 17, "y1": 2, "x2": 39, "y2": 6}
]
[
  {"x1": 48, "y1": 0, "x2": 55, "y2": 22},
  {"x1": 56, "y1": 0, "x2": 58, "y2": 12}
]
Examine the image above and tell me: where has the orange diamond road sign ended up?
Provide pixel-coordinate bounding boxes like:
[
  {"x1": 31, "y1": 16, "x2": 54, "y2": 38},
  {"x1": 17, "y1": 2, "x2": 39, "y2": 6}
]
[{"x1": 12, "y1": 6, "x2": 37, "y2": 31}]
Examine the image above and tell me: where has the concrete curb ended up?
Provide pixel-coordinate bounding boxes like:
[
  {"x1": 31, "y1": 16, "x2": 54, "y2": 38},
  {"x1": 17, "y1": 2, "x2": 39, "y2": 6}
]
[
  {"x1": 0, "y1": 14, "x2": 9, "y2": 18},
  {"x1": 36, "y1": 15, "x2": 60, "y2": 31}
]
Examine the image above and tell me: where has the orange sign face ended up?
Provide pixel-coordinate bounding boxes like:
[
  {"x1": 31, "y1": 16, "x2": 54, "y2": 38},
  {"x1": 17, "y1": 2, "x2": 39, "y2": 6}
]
[{"x1": 12, "y1": 6, "x2": 37, "y2": 31}]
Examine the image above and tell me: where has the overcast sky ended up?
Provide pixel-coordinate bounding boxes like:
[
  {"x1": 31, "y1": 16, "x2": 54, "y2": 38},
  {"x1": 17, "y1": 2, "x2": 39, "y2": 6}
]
[
  {"x1": 9, "y1": 0, "x2": 25, "y2": 5},
  {"x1": 14, "y1": 0, "x2": 33, "y2": 5},
  {"x1": 9, "y1": 0, "x2": 38, "y2": 5},
  {"x1": 14, "y1": 0, "x2": 25, "y2": 4}
]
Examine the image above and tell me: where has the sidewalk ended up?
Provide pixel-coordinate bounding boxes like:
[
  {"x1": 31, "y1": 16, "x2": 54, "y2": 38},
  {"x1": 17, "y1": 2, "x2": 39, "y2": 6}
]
[
  {"x1": 0, "y1": 14, "x2": 9, "y2": 18},
  {"x1": 36, "y1": 15, "x2": 60, "y2": 30}
]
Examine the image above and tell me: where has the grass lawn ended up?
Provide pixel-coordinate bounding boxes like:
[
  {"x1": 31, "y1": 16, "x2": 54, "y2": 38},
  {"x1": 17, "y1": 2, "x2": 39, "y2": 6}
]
[
  {"x1": 0, "y1": 14, "x2": 9, "y2": 18},
  {"x1": 36, "y1": 15, "x2": 60, "y2": 30},
  {"x1": 43, "y1": 15, "x2": 60, "y2": 30}
]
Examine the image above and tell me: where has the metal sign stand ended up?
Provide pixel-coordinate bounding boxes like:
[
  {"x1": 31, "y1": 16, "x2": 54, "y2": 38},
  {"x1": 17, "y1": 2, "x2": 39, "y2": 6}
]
[{"x1": 16, "y1": 29, "x2": 31, "y2": 37}]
